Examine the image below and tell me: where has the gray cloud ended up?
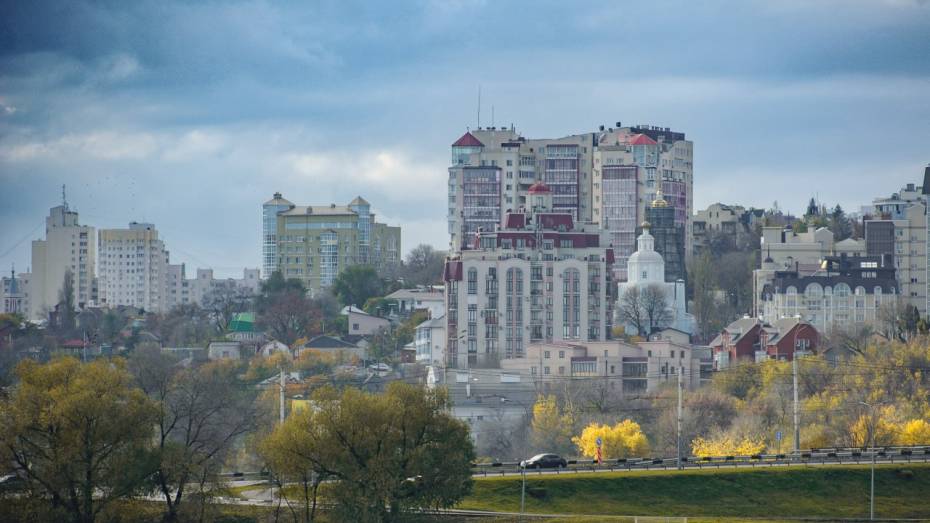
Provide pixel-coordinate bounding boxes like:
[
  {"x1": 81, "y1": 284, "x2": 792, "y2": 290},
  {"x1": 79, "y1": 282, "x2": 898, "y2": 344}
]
[{"x1": 1, "y1": 0, "x2": 929, "y2": 276}]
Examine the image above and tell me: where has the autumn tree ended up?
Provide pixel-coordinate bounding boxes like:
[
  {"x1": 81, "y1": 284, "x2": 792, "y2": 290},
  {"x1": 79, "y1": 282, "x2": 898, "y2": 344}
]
[
  {"x1": 691, "y1": 434, "x2": 766, "y2": 457},
  {"x1": 55, "y1": 268, "x2": 77, "y2": 335},
  {"x1": 261, "y1": 383, "x2": 474, "y2": 522},
  {"x1": 530, "y1": 394, "x2": 576, "y2": 455},
  {"x1": 573, "y1": 419, "x2": 649, "y2": 460},
  {"x1": 0, "y1": 357, "x2": 158, "y2": 523}
]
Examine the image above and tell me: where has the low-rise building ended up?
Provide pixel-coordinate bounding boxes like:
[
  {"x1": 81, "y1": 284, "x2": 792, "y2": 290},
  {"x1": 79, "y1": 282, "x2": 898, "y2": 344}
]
[
  {"x1": 415, "y1": 314, "x2": 446, "y2": 366},
  {"x1": 709, "y1": 317, "x2": 819, "y2": 369},
  {"x1": 342, "y1": 306, "x2": 390, "y2": 336},
  {"x1": 207, "y1": 341, "x2": 242, "y2": 360},
  {"x1": 1, "y1": 267, "x2": 29, "y2": 315},
  {"x1": 383, "y1": 287, "x2": 445, "y2": 319},
  {"x1": 500, "y1": 340, "x2": 701, "y2": 395}
]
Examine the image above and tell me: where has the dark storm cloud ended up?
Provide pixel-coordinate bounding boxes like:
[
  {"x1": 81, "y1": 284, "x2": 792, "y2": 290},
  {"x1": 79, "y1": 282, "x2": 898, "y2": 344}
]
[{"x1": 1, "y1": 0, "x2": 929, "y2": 275}]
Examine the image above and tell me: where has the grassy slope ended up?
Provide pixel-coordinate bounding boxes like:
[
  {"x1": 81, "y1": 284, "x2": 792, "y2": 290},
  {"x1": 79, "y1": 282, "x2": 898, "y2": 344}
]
[{"x1": 460, "y1": 464, "x2": 930, "y2": 519}]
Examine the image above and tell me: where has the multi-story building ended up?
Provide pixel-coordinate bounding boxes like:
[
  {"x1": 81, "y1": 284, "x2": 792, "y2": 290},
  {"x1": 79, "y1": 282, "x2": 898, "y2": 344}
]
[
  {"x1": 187, "y1": 268, "x2": 261, "y2": 305},
  {"x1": 1, "y1": 267, "x2": 29, "y2": 315},
  {"x1": 752, "y1": 226, "x2": 866, "y2": 318},
  {"x1": 265, "y1": 194, "x2": 401, "y2": 296},
  {"x1": 262, "y1": 192, "x2": 294, "y2": 280},
  {"x1": 757, "y1": 254, "x2": 897, "y2": 334},
  {"x1": 415, "y1": 314, "x2": 446, "y2": 366},
  {"x1": 98, "y1": 222, "x2": 169, "y2": 312},
  {"x1": 448, "y1": 123, "x2": 693, "y2": 282},
  {"x1": 500, "y1": 339, "x2": 703, "y2": 394},
  {"x1": 869, "y1": 182, "x2": 927, "y2": 315},
  {"x1": 29, "y1": 203, "x2": 96, "y2": 321},
  {"x1": 642, "y1": 189, "x2": 686, "y2": 283},
  {"x1": 443, "y1": 182, "x2": 615, "y2": 369},
  {"x1": 692, "y1": 203, "x2": 766, "y2": 254}
]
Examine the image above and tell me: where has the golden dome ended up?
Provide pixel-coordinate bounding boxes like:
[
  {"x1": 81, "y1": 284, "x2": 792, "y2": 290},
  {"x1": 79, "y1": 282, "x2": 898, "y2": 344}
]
[
  {"x1": 651, "y1": 188, "x2": 669, "y2": 208},
  {"x1": 641, "y1": 220, "x2": 652, "y2": 229}
]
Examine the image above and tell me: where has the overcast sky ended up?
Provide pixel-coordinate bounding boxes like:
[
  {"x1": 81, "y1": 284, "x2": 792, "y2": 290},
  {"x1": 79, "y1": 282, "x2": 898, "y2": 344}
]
[{"x1": 1, "y1": 0, "x2": 929, "y2": 277}]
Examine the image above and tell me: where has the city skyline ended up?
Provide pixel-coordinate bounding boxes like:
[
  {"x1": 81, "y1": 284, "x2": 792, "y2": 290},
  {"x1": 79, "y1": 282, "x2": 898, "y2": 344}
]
[{"x1": 2, "y1": 1, "x2": 929, "y2": 277}]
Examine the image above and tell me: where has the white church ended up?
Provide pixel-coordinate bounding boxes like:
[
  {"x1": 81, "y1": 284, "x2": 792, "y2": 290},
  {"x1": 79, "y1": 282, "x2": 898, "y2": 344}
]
[{"x1": 617, "y1": 222, "x2": 695, "y2": 337}]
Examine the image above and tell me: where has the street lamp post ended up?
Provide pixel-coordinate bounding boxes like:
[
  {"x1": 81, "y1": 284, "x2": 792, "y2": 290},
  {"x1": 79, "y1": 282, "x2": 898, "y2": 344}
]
[{"x1": 859, "y1": 401, "x2": 887, "y2": 521}]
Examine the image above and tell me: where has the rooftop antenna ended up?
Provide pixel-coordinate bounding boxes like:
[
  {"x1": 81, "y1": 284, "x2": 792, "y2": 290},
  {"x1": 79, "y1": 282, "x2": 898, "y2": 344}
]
[
  {"x1": 492, "y1": 105, "x2": 495, "y2": 128},
  {"x1": 62, "y1": 184, "x2": 68, "y2": 210},
  {"x1": 477, "y1": 85, "x2": 481, "y2": 128}
]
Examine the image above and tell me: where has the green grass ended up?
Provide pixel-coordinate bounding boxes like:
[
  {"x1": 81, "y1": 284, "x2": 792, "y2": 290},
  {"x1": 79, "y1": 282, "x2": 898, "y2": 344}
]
[{"x1": 460, "y1": 464, "x2": 930, "y2": 519}]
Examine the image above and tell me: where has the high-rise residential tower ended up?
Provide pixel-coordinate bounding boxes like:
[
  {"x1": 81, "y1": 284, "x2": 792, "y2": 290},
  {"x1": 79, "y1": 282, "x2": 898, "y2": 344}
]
[
  {"x1": 29, "y1": 201, "x2": 96, "y2": 321},
  {"x1": 98, "y1": 222, "x2": 169, "y2": 312},
  {"x1": 443, "y1": 182, "x2": 615, "y2": 369},
  {"x1": 448, "y1": 123, "x2": 693, "y2": 282},
  {"x1": 262, "y1": 192, "x2": 294, "y2": 280},
  {"x1": 264, "y1": 194, "x2": 401, "y2": 297}
]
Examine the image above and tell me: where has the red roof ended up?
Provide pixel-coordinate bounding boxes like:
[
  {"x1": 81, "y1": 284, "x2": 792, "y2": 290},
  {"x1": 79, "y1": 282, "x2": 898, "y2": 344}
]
[
  {"x1": 629, "y1": 134, "x2": 657, "y2": 146},
  {"x1": 528, "y1": 181, "x2": 551, "y2": 194},
  {"x1": 452, "y1": 132, "x2": 484, "y2": 147}
]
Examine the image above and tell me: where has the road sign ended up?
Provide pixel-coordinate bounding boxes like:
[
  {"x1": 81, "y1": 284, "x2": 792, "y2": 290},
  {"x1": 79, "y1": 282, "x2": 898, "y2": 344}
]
[
  {"x1": 596, "y1": 437, "x2": 602, "y2": 447},
  {"x1": 776, "y1": 431, "x2": 783, "y2": 441}
]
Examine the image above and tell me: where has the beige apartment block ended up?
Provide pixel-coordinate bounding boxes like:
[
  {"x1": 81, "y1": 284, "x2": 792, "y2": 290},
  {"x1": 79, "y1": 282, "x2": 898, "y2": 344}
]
[
  {"x1": 29, "y1": 204, "x2": 96, "y2": 321},
  {"x1": 98, "y1": 222, "x2": 168, "y2": 312},
  {"x1": 267, "y1": 195, "x2": 401, "y2": 296}
]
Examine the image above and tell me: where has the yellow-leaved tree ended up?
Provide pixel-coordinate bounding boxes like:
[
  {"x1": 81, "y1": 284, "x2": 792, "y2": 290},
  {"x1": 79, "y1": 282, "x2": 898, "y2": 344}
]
[
  {"x1": 572, "y1": 419, "x2": 649, "y2": 460},
  {"x1": 691, "y1": 435, "x2": 766, "y2": 457},
  {"x1": 849, "y1": 405, "x2": 899, "y2": 447},
  {"x1": 530, "y1": 395, "x2": 575, "y2": 455},
  {"x1": 899, "y1": 419, "x2": 930, "y2": 445}
]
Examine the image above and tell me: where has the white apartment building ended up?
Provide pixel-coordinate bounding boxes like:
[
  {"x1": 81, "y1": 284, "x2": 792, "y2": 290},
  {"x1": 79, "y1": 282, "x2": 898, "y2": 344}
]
[
  {"x1": 448, "y1": 123, "x2": 693, "y2": 282},
  {"x1": 415, "y1": 314, "x2": 446, "y2": 366},
  {"x1": 870, "y1": 183, "x2": 927, "y2": 315},
  {"x1": 443, "y1": 182, "x2": 615, "y2": 369},
  {"x1": 185, "y1": 268, "x2": 261, "y2": 306},
  {"x1": 29, "y1": 203, "x2": 96, "y2": 321},
  {"x1": 98, "y1": 222, "x2": 168, "y2": 312},
  {"x1": 753, "y1": 227, "x2": 865, "y2": 318}
]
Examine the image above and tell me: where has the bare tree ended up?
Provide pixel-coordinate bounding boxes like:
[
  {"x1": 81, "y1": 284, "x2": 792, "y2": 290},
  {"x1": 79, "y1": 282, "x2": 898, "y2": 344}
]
[
  {"x1": 617, "y1": 286, "x2": 648, "y2": 337},
  {"x1": 401, "y1": 244, "x2": 446, "y2": 287},
  {"x1": 641, "y1": 283, "x2": 673, "y2": 335},
  {"x1": 257, "y1": 289, "x2": 321, "y2": 346},
  {"x1": 128, "y1": 347, "x2": 259, "y2": 523},
  {"x1": 201, "y1": 284, "x2": 253, "y2": 333}
]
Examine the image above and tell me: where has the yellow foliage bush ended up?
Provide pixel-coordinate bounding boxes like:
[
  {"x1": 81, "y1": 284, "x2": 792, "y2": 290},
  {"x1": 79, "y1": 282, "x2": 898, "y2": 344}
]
[
  {"x1": 572, "y1": 419, "x2": 649, "y2": 460},
  {"x1": 691, "y1": 435, "x2": 766, "y2": 457},
  {"x1": 899, "y1": 419, "x2": 930, "y2": 445}
]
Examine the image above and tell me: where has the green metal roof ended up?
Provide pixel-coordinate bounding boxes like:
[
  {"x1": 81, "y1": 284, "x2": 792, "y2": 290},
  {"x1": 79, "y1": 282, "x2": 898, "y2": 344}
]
[{"x1": 229, "y1": 312, "x2": 256, "y2": 333}]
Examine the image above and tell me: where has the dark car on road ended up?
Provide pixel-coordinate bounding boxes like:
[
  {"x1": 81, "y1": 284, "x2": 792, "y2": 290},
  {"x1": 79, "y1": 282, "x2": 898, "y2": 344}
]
[{"x1": 520, "y1": 453, "x2": 568, "y2": 469}]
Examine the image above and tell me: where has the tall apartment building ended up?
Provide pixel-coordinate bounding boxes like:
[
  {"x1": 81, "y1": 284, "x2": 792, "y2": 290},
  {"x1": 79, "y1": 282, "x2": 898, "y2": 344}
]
[
  {"x1": 265, "y1": 194, "x2": 400, "y2": 296},
  {"x1": 29, "y1": 203, "x2": 96, "y2": 321},
  {"x1": 869, "y1": 182, "x2": 927, "y2": 315},
  {"x1": 443, "y1": 182, "x2": 615, "y2": 369},
  {"x1": 262, "y1": 192, "x2": 294, "y2": 280},
  {"x1": 448, "y1": 122, "x2": 693, "y2": 282},
  {"x1": 642, "y1": 188, "x2": 686, "y2": 283},
  {"x1": 98, "y1": 222, "x2": 169, "y2": 312}
]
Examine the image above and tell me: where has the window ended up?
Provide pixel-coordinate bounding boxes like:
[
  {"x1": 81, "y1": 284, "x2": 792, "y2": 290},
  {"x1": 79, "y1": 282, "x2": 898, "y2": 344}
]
[
  {"x1": 544, "y1": 366, "x2": 550, "y2": 375},
  {"x1": 467, "y1": 268, "x2": 478, "y2": 294},
  {"x1": 352, "y1": 323, "x2": 359, "y2": 330},
  {"x1": 544, "y1": 351, "x2": 551, "y2": 359},
  {"x1": 558, "y1": 350, "x2": 564, "y2": 359}
]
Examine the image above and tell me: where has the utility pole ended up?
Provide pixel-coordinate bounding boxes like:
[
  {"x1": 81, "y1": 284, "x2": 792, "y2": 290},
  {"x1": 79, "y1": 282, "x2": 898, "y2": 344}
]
[
  {"x1": 520, "y1": 464, "x2": 526, "y2": 514},
  {"x1": 677, "y1": 365, "x2": 683, "y2": 470},
  {"x1": 279, "y1": 367, "x2": 286, "y2": 425},
  {"x1": 793, "y1": 357, "x2": 800, "y2": 453}
]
